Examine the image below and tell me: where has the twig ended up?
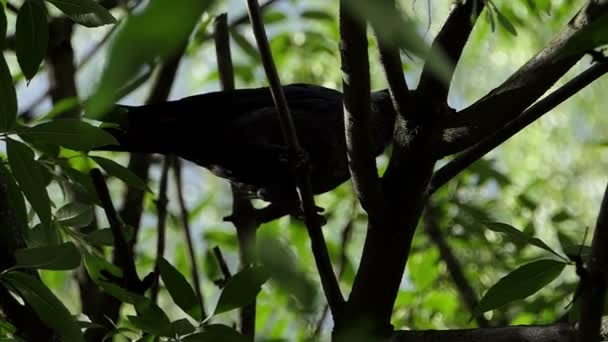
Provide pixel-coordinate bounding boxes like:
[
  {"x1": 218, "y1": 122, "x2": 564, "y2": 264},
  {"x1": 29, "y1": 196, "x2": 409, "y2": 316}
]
[
  {"x1": 424, "y1": 203, "x2": 489, "y2": 327},
  {"x1": 213, "y1": 246, "x2": 232, "y2": 286},
  {"x1": 428, "y1": 61, "x2": 608, "y2": 195},
  {"x1": 577, "y1": 180, "x2": 608, "y2": 341},
  {"x1": 173, "y1": 158, "x2": 207, "y2": 318},
  {"x1": 245, "y1": 0, "x2": 344, "y2": 316},
  {"x1": 214, "y1": 12, "x2": 258, "y2": 339},
  {"x1": 313, "y1": 198, "x2": 358, "y2": 338},
  {"x1": 150, "y1": 156, "x2": 172, "y2": 303},
  {"x1": 90, "y1": 169, "x2": 148, "y2": 293}
]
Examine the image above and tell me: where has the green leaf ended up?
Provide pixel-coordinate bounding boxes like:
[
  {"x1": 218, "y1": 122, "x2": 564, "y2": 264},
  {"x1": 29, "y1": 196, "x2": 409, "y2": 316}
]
[
  {"x1": 45, "y1": 0, "x2": 117, "y2": 27},
  {"x1": 182, "y1": 324, "x2": 248, "y2": 342},
  {"x1": 15, "y1": 0, "x2": 48, "y2": 80},
  {"x1": 230, "y1": 29, "x2": 260, "y2": 62},
  {"x1": 82, "y1": 250, "x2": 122, "y2": 281},
  {"x1": 0, "y1": 162, "x2": 28, "y2": 235},
  {"x1": 14, "y1": 241, "x2": 81, "y2": 270},
  {"x1": 257, "y1": 237, "x2": 317, "y2": 312},
  {"x1": 0, "y1": 55, "x2": 17, "y2": 132},
  {"x1": 85, "y1": 228, "x2": 114, "y2": 246},
  {"x1": 85, "y1": 0, "x2": 215, "y2": 117},
  {"x1": 55, "y1": 202, "x2": 94, "y2": 228},
  {"x1": 0, "y1": 272, "x2": 84, "y2": 342},
  {"x1": 62, "y1": 167, "x2": 100, "y2": 205},
  {"x1": 171, "y1": 318, "x2": 196, "y2": 336},
  {"x1": 128, "y1": 299, "x2": 173, "y2": 337},
  {"x1": 493, "y1": 6, "x2": 517, "y2": 36},
  {"x1": 301, "y1": 9, "x2": 334, "y2": 22},
  {"x1": 6, "y1": 138, "x2": 52, "y2": 226},
  {"x1": 159, "y1": 258, "x2": 202, "y2": 321},
  {"x1": 483, "y1": 222, "x2": 562, "y2": 258},
  {"x1": 472, "y1": 259, "x2": 566, "y2": 317},
  {"x1": 27, "y1": 222, "x2": 62, "y2": 247},
  {"x1": 18, "y1": 119, "x2": 118, "y2": 151},
  {"x1": 91, "y1": 156, "x2": 151, "y2": 192},
  {"x1": 213, "y1": 265, "x2": 269, "y2": 316}
]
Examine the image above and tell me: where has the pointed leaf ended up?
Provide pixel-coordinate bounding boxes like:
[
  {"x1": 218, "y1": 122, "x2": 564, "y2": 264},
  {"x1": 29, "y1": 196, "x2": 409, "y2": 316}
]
[
  {"x1": 0, "y1": 272, "x2": 84, "y2": 342},
  {"x1": 19, "y1": 119, "x2": 118, "y2": 151},
  {"x1": 6, "y1": 138, "x2": 51, "y2": 226},
  {"x1": 159, "y1": 258, "x2": 202, "y2": 321},
  {"x1": 14, "y1": 241, "x2": 81, "y2": 270},
  {"x1": 45, "y1": 0, "x2": 117, "y2": 27},
  {"x1": 128, "y1": 299, "x2": 173, "y2": 337},
  {"x1": 472, "y1": 259, "x2": 566, "y2": 317},
  {"x1": 16, "y1": 0, "x2": 48, "y2": 80},
  {"x1": 0, "y1": 56, "x2": 17, "y2": 132},
  {"x1": 213, "y1": 265, "x2": 269, "y2": 316},
  {"x1": 91, "y1": 156, "x2": 151, "y2": 192},
  {"x1": 56, "y1": 202, "x2": 94, "y2": 228},
  {"x1": 494, "y1": 7, "x2": 517, "y2": 36},
  {"x1": 483, "y1": 222, "x2": 561, "y2": 257}
]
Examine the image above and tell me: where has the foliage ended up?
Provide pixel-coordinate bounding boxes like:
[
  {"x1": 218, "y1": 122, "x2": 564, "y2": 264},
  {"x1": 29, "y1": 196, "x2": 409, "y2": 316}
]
[{"x1": 0, "y1": 0, "x2": 607, "y2": 341}]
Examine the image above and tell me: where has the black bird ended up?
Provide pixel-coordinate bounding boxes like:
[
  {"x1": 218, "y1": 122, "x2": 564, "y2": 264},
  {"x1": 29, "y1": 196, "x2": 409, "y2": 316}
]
[{"x1": 100, "y1": 84, "x2": 395, "y2": 220}]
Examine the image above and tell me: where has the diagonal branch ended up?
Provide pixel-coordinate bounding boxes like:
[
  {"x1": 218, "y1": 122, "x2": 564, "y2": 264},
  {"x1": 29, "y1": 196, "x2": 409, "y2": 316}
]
[
  {"x1": 370, "y1": 0, "x2": 413, "y2": 121},
  {"x1": 428, "y1": 60, "x2": 608, "y2": 195},
  {"x1": 245, "y1": 0, "x2": 344, "y2": 317},
  {"x1": 339, "y1": 1, "x2": 386, "y2": 222},
  {"x1": 417, "y1": 0, "x2": 484, "y2": 105},
  {"x1": 424, "y1": 204, "x2": 489, "y2": 327},
  {"x1": 439, "y1": 0, "x2": 608, "y2": 156}
]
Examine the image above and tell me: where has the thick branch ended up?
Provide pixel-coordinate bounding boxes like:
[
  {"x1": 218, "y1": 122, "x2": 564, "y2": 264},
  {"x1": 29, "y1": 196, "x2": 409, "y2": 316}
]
[
  {"x1": 245, "y1": 0, "x2": 344, "y2": 316},
  {"x1": 440, "y1": 0, "x2": 608, "y2": 156},
  {"x1": 339, "y1": 1, "x2": 386, "y2": 223},
  {"x1": 428, "y1": 60, "x2": 608, "y2": 194},
  {"x1": 393, "y1": 323, "x2": 573, "y2": 342},
  {"x1": 578, "y1": 180, "x2": 608, "y2": 341},
  {"x1": 417, "y1": 0, "x2": 484, "y2": 105}
]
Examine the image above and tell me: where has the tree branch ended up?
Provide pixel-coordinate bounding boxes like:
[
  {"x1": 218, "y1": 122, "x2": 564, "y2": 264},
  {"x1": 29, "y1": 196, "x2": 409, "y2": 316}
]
[
  {"x1": 173, "y1": 159, "x2": 207, "y2": 318},
  {"x1": 150, "y1": 155, "x2": 172, "y2": 303},
  {"x1": 417, "y1": 0, "x2": 484, "y2": 105},
  {"x1": 370, "y1": 0, "x2": 413, "y2": 121},
  {"x1": 428, "y1": 60, "x2": 608, "y2": 195},
  {"x1": 578, "y1": 180, "x2": 608, "y2": 341},
  {"x1": 392, "y1": 323, "x2": 573, "y2": 342},
  {"x1": 245, "y1": 0, "x2": 344, "y2": 316},
  {"x1": 439, "y1": 0, "x2": 608, "y2": 156},
  {"x1": 339, "y1": 1, "x2": 386, "y2": 224},
  {"x1": 214, "y1": 12, "x2": 258, "y2": 339}
]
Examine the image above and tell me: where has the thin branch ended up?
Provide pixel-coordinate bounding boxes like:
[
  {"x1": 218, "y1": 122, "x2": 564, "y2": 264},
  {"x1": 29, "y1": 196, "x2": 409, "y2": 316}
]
[
  {"x1": 90, "y1": 169, "x2": 148, "y2": 294},
  {"x1": 417, "y1": 0, "x2": 484, "y2": 105},
  {"x1": 213, "y1": 246, "x2": 233, "y2": 286},
  {"x1": 214, "y1": 13, "x2": 257, "y2": 339},
  {"x1": 339, "y1": 0, "x2": 387, "y2": 224},
  {"x1": 424, "y1": 204, "x2": 489, "y2": 328},
  {"x1": 245, "y1": 0, "x2": 344, "y2": 315},
  {"x1": 150, "y1": 155, "x2": 172, "y2": 303},
  {"x1": 173, "y1": 159, "x2": 207, "y2": 318},
  {"x1": 578, "y1": 180, "x2": 608, "y2": 341},
  {"x1": 439, "y1": 0, "x2": 608, "y2": 156},
  {"x1": 428, "y1": 60, "x2": 608, "y2": 195},
  {"x1": 393, "y1": 323, "x2": 573, "y2": 342}
]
